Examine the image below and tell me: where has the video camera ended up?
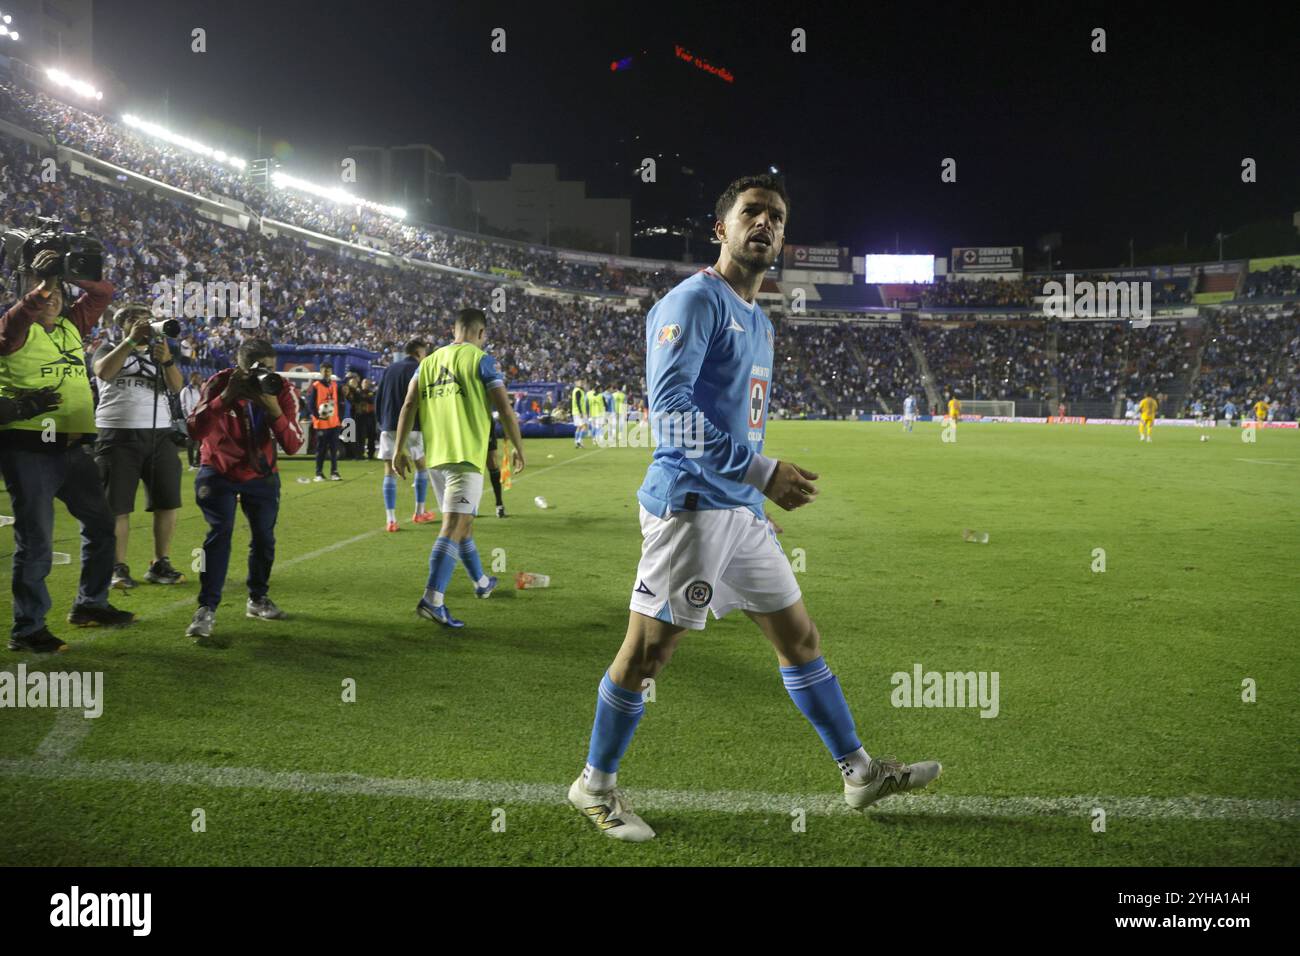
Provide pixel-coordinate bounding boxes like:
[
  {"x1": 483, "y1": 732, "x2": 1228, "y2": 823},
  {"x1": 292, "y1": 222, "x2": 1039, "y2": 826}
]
[{"x1": 2, "y1": 216, "x2": 104, "y2": 290}]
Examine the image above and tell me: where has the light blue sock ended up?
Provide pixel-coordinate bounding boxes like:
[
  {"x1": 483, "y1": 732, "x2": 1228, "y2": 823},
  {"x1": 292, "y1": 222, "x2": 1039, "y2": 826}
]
[
  {"x1": 780, "y1": 657, "x2": 861, "y2": 760},
  {"x1": 459, "y1": 537, "x2": 487, "y2": 586},
  {"x1": 382, "y1": 475, "x2": 397, "y2": 511},
  {"x1": 423, "y1": 536, "x2": 460, "y2": 605},
  {"x1": 414, "y1": 469, "x2": 429, "y2": 509},
  {"x1": 585, "y1": 672, "x2": 645, "y2": 773}
]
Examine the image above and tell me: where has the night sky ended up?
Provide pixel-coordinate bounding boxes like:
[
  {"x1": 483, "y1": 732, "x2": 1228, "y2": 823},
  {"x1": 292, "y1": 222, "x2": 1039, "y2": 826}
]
[{"x1": 92, "y1": 0, "x2": 1299, "y2": 265}]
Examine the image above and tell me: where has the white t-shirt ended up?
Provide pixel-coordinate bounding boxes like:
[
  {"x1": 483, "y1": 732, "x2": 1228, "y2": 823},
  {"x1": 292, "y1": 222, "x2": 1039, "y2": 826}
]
[{"x1": 93, "y1": 344, "x2": 176, "y2": 429}]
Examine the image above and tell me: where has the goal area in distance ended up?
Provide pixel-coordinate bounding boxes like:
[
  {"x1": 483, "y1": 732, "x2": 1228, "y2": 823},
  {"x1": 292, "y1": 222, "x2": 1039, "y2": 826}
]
[{"x1": 960, "y1": 400, "x2": 1015, "y2": 417}]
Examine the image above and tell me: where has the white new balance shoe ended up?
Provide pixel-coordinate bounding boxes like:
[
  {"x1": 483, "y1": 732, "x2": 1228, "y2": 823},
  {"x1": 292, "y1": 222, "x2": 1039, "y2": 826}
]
[
  {"x1": 568, "y1": 776, "x2": 656, "y2": 842},
  {"x1": 844, "y1": 756, "x2": 942, "y2": 810}
]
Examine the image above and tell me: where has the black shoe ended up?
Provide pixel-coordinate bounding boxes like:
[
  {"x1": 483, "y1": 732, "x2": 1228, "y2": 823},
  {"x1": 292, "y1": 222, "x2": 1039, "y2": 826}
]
[
  {"x1": 496, "y1": 505, "x2": 508, "y2": 518},
  {"x1": 67, "y1": 603, "x2": 136, "y2": 628},
  {"x1": 145, "y1": 556, "x2": 185, "y2": 585},
  {"x1": 111, "y1": 562, "x2": 138, "y2": 590},
  {"x1": 8, "y1": 627, "x2": 68, "y2": 654}
]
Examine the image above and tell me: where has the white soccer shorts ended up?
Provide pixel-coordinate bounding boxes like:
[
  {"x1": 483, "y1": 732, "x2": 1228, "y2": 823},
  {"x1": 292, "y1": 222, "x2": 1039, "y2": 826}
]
[
  {"x1": 629, "y1": 504, "x2": 802, "y2": 630},
  {"x1": 378, "y1": 429, "x2": 425, "y2": 462},
  {"x1": 430, "y1": 466, "x2": 484, "y2": 516}
]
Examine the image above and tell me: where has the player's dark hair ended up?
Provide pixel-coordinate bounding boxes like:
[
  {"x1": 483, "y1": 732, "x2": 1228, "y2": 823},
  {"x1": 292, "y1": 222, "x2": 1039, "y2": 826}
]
[
  {"x1": 714, "y1": 173, "x2": 790, "y2": 224},
  {"x1": 455, "y1": 308, "x2": 487, "y2": 333},
  {"x1": 404, "y1": 338, "x2": 427, "y2": 357},
  {"x1": 238, "y1": 338, "x2": 275, "y2": 365}
]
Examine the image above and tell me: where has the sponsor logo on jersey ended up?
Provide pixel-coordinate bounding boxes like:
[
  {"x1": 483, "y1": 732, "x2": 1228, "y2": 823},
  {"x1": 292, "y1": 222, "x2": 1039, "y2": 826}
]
[
  {"x1": 748, "y1": 378, "x2": 768, "y2": 430},
  {"x1": 634, "y1": 579, "x2": 656, "y2": 597},
  {"x1": 684, "y1": 580, "x2": 713, "y2": 608},
  {"x1": 655, "y1": 323, "x2": 682, "y2": 348},
  {"x1": 726, "y1": 315, "x2": 746, "y2": 332}
]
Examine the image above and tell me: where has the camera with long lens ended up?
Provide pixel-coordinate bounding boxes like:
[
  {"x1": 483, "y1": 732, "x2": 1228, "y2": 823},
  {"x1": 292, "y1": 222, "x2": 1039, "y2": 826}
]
[
  {"x1": 249, "y1": 362, "x2": 283, "y2": 395},
  {"x1": 1, "y1": 216, "x2": 104, "y2": 291},
  {"x1": 150, "y1": 318, "x2": 180, "y2": 338}
]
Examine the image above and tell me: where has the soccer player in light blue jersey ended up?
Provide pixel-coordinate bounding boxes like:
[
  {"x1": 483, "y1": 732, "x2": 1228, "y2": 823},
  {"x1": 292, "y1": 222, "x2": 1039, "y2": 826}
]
[
  {"x1": 567, "y1": 174, "x2": 941, "y2": 841},
  {"x1": 903, "y1": 393, "x2": 917, "y2": 432}
]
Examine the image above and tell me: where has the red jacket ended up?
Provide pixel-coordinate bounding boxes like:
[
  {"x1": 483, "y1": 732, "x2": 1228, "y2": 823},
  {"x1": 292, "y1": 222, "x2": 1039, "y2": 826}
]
[{"x1": 188, "y1": 368, "x2": 305, "y2": 482}]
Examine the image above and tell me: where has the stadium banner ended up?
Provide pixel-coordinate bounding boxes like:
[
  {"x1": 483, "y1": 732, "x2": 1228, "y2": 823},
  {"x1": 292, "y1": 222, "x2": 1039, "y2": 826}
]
[
  {"x1": 951, "y1": 246, "x2": 1023, "y2": 273},
  {"x1": 553, "y1": 249, "x2": 700, "y2": 274},
  {"x1": 783, "y1": 244, "x2": 850, "y2": 271},
  {"x1": 1247, "y1": 254, "x2": 1300, "y2": 272},
  {"x1": 1239, "y1": 420, "x2": 1298, "y2": 429},
  {"x1": 1160, "y1": 260, "x2": 1245, "y2": 278},
  {"x1": 490, "y1": 266, "x2": 524, "y2": 279}
]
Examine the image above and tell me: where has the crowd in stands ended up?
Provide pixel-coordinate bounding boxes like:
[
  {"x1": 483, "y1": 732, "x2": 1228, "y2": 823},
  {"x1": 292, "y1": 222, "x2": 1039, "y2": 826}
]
[
  {"x1": 0, "y1": 78, "x2": 677, "y2": 298},
  {"x1": 918, "y1": 323, "x2": 1052, "y2": 401},
  {"x1": 921, "y1": 277, "x2": 1038, "y2": 308},
  {"x1": 1189, "y1": 306, "x2": 1299, "y2": 419},
  {"x1": 1, "y1": 73, "x2": 1296, "y2": 423},
  {"x1": 1243, "y1": 265, "x2": 1300, "y2": 300}
]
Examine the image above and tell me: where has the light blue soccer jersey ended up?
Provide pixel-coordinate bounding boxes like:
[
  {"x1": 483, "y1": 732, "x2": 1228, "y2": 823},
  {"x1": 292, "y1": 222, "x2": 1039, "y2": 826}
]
[
  {"x1": 638, "y1": 267, "x2": 777, "y2": 520},
  {"x1": 903, "y1": 396, "x2": 916, "y2": 415}
]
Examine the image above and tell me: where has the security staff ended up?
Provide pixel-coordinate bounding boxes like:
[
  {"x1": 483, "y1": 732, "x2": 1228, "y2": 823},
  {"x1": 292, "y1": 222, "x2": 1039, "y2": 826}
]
[
  {"x1": 309, "y1": 362, "x2": 342, "y2": 481},
  {"x1": 0, "y1": 249, "x2": 134, "y2": 653}
]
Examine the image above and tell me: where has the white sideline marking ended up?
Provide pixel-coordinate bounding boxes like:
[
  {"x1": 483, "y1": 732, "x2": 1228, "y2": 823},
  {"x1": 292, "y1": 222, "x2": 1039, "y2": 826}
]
[
  {"x1": 1233, "y1": 458, "x2": 1298, "y2": 465},
  {"x1": 0, "y1": 757, "x2": 1294, "y2": 822},
  {"x1": 32, "y1": 711, "x2": 92, "y2": 760}
]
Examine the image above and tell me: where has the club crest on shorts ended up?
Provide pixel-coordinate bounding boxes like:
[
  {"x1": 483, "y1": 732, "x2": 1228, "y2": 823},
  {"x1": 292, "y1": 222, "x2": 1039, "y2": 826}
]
[
  {"x1": 684, "y1": 580, "x2": 712, "y2": 608},
  {"x1": 655, "y1": 323, "x2": 682, "y2": 348}
]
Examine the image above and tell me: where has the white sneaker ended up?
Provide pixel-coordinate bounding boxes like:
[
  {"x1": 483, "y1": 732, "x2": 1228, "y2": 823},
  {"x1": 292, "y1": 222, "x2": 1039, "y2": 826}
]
[
  {"x1": 844, "y1": 756, "x2": 942, "y2": 810},
  {"x1": 568, "y1": 776, "x2": 656, "y2": 842},
  {"x1": 186, "y1": 606, "x2": 216, "y2": 642}
]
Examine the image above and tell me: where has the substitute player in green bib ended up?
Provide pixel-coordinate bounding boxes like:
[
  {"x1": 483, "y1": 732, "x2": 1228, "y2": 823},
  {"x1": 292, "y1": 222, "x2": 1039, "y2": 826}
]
[
  {"x1": 570, "y1": 380, "x2": 587, "y2": 448},
  {"x1": 394, "y1": 308, "x2": 525, "y2": 628}
]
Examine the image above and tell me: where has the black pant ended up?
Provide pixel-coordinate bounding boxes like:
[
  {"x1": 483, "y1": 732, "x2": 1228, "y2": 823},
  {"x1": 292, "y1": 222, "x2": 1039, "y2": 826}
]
[
  {"x1": 356, "y1": 414, "x2": 376, "y2": 458},
  {"x1": 194, "y1": 467, "x2": 280, "y2": 609},
  {"x1": 186, "y1": 438, "x2": 199, "y2": 468},
  {"x1": 314, "y1": 427, "x2": 340, "y2": 475}
]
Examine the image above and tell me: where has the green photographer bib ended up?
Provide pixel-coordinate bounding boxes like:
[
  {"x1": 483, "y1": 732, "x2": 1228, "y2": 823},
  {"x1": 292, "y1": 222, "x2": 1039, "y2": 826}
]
[{"x1": 0, "y1": 316, "x2": 96, "y2": 434}]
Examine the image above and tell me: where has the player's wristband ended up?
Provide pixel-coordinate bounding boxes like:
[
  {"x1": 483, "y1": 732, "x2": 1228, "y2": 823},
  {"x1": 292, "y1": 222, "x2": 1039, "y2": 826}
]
[{"x1": 744, "y1": 452, "x2": 779, "y2": 492}]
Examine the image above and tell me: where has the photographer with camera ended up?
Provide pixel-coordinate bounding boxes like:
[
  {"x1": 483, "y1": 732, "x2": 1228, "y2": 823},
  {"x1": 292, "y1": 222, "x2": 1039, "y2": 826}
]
[
  {"x1": 185, "y1": 338, "x2": 304, "y2": 643},
  {"x1": 0, "y1": 247, "x2": 134, "y2": 653},
  {"x1": 91, "y1": 303, "x2": 186, "y2": 589}
]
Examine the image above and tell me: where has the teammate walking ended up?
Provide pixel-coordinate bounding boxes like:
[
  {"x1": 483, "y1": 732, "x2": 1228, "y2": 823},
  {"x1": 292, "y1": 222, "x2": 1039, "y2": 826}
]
[{"x1": 393, "y1": 309, "x2": 525, "y2": 628}]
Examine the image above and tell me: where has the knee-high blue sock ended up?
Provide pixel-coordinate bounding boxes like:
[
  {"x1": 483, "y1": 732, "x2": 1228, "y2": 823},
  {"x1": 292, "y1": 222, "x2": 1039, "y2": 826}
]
[
  {"x1": 423, "y1": 536, "x2": 459, "y2": 606},
  {"x1": 459, "y1": 537, "x2": 487, "y2": 586},
  {"x1": 585, "y1": 672, "x2": 645, "y2": 778},
  {"x1": 382, "y1": 475, "x2": 397, "y2": 520},
  {"x1": 414, "y1": 469, "x2": 430, "y2": 512},
  {"x1": 781, "y1": 657, "x2": 862, "y2": 761}
]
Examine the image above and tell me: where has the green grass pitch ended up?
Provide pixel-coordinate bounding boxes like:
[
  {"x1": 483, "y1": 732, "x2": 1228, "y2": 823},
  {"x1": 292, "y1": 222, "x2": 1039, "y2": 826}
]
[{"x1": 1, "y1": 421, "x2": 1297, "y2": 865}]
